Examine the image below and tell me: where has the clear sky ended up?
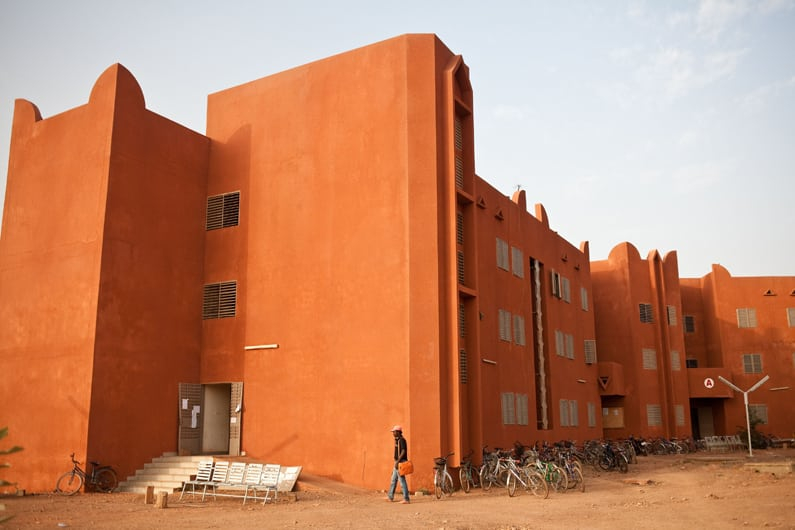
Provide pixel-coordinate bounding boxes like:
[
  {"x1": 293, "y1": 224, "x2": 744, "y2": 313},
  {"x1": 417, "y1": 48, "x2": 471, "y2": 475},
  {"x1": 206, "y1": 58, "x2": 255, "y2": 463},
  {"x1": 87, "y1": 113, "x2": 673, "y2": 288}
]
[{"x1": 1, "y1": 0, "x2": 793, "y2": 278}]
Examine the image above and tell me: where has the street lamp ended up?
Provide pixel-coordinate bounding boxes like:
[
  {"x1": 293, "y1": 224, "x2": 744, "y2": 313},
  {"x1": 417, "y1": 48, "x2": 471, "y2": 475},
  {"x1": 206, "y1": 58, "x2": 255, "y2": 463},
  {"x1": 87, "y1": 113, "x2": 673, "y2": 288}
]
[{"x1": 717, "y1": 374, "x2": 770, "y2": 457}]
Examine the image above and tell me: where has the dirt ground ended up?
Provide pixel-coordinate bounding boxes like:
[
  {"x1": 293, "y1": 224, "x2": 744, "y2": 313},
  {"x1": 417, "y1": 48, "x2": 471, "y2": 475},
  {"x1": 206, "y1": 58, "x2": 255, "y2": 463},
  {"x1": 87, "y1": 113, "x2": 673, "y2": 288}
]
[{"x1": 2, "y1": 449, "x2": 794, "y2": 529}]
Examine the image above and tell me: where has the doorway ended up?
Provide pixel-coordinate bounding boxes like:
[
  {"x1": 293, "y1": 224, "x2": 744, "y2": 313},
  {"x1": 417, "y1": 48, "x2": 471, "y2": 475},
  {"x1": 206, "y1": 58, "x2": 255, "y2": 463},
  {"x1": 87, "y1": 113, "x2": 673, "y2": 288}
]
[{"x1": 178, "y1": 382, "x2": 243, "y2": 456}]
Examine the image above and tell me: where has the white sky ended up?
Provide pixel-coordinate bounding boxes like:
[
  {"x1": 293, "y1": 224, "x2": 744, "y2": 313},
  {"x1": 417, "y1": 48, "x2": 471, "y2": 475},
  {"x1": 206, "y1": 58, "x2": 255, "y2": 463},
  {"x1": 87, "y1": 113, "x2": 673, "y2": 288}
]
[{"x1": 1, "y1": 0, "x2": 793, "y2": 278}]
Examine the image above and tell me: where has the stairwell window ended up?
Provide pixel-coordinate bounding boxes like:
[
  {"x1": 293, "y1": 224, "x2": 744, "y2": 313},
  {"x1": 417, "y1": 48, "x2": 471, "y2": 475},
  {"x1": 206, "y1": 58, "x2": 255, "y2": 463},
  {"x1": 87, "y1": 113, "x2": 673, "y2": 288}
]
[
  {"x1": 203, "y1": 281, "x2": 237, "y2": 319},
  {"x1": 667, "y1": 305, "x2": 677, "y2": 326},
  {"x1": 206, "y1": 191, "x2": 240, "y2": 230},
  {"x1": 684, "y1": 315, "x2": 696, "y2": 333}
]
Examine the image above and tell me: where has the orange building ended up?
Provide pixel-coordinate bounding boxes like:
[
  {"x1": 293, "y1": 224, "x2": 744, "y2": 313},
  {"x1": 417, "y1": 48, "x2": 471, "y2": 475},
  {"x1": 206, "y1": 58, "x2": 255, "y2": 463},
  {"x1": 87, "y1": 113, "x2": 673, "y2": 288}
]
[
  {"x1": 0, "y1": 34, "x2": 792, "y2": 495},
  {"x1": 681, "y1": 265, "x2": 795, "y2": 439},
  {"x1": 592, "y1": 245, "x2": 794, "y2": 441}
]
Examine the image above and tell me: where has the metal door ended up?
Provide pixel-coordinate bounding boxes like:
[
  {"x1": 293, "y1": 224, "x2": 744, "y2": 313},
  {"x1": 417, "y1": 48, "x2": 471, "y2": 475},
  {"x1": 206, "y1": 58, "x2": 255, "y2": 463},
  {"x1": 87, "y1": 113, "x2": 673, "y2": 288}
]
[
  {"x1": 178, "y1": 383, "x2": 203, "y2": 456},
  {"x1": 229, "y1": 382, "x2": 243, "y2": 456}
]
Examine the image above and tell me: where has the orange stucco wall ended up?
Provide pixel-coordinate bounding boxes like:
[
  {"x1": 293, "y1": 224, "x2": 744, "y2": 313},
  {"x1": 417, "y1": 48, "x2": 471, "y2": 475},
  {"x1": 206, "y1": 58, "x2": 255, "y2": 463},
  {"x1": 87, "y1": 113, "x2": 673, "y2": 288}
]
[{"x1": 0, "y1": 65, "x2": 208, "y2": 491}]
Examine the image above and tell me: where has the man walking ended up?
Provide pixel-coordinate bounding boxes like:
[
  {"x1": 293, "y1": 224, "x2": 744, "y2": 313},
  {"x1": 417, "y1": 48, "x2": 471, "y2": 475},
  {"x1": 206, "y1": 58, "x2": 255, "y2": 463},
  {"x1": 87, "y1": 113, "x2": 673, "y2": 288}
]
[{"x1": 386, "y1": 425, "x2": 410, "y2": 504}]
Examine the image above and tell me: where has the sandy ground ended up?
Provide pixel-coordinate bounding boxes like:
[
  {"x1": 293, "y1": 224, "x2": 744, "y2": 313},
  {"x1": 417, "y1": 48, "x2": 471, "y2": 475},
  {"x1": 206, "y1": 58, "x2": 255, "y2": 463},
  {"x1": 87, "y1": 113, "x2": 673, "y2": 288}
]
[{"x1": 2, "y1": 449, "x2": 794, "y2": 529}]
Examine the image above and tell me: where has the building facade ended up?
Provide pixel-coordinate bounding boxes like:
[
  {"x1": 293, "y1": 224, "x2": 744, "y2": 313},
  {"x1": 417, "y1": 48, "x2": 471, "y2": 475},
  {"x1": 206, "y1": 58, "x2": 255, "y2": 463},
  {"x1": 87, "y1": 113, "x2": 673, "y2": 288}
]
[{"x1": 0, "y1": 34, "x2": 792, "y2": 494}]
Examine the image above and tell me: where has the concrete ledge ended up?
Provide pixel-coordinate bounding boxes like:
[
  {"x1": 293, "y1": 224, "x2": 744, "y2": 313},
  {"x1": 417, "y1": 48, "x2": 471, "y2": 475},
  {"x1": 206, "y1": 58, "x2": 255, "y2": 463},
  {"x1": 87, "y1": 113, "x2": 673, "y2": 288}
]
[{"x1": 743, "y1": 462, "x2": 794, "y2": 474}]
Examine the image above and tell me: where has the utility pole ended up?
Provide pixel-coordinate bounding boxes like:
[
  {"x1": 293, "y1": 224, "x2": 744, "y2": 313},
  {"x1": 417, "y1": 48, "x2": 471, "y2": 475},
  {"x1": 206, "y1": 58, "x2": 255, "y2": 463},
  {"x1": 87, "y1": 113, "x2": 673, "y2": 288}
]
[{"x1": 718, "y1": 375, "x2": 770, "y2": 457}]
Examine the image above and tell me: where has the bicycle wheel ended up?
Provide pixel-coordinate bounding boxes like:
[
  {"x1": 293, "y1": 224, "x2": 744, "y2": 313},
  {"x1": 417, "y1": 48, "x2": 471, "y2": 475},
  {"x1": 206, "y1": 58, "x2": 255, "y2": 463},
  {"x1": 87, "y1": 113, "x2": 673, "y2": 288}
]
[
  {"x1": 434, "y1": 469, "x2": 443, "y2": 499},
  {"x1": 480, "y1": 465, "x2": 493, "y2": 491},
  {"x1": 526, "y1": 470, "x2": 549, "y2": 499},
  {"x1": 570, "y1": 466, "x2": 585, "y2": 492},
  {"x1": 94, "y1": 468, "x2": 118, "y2": 492},
  {"x1": 442, "y1": 472, "x2": 454, "y2": 496},
  {"x1": 56, "y1": 471, "x2": 84, "y2": 495},
  {"x1": 459, "y1": 467, "x2": 471, "y2": 493},
  {"x1": 506, "y1": 472, "x2": 517, "y2": 497},
  {"x1": 618, "y1": 454, "x2": 629, "y2": 473},
  {"x1": 550, "y1": 464, "x2": 568, "y2": 492}
]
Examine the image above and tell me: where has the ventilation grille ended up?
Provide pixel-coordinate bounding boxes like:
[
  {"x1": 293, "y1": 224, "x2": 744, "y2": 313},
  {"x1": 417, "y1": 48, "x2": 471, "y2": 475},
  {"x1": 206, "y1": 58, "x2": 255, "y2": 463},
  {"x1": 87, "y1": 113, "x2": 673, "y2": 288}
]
[
  {"x1": 459, "y1": 349, "x2": 468, "y2": 384},
  {"x1": 206, "y1": 192, "x2": 240, "y2": 230},
  {"x1": 203, "y1": 281, "x2": 237, "y2": 319}
]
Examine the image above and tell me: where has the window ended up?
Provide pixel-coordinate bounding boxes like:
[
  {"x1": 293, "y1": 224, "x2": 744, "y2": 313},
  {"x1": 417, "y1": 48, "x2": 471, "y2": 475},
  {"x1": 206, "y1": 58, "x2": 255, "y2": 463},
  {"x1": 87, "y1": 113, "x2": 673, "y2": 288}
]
[
  {"x1": 748, "y1": 404, "x2": 768, "y2": 424},
  {"x1": 667, "y1": 305, "x2": 677, "y2": 325},
  {"x1": 671, "y1": 350, "x2": 681, "y2": 371},
  {"x1": 496, "y1": 238, "x2": 509, "y2": 271},
  {"x1": 498, "y1": 309, "x2": 512, "y2": 341},
  {"x1": 206, "y1": 191, "x2": 240, "y2": 230},
  {"x1": 551, "y1": 270, "x2": 562, "y2": 298},
  {"x1": 202, "y1": 281, "x2": 237, "y2": 319},
  {"x1": 455, "y1": 156, "x2": 464, "y2": 189},
  {"x1": 647, "y1": 404, "x2": 662, "y2": 426},
  {"x1": 511, "y1": 247, "x2": 524, "y2": 278},
  {"x1": 787, "y1": 308, "x2": 795, "y2": 327},
  {"x1": 559, "y1": 399, "x2": 570, "y2": 427},
  {"x1": 642, "y1": 348, "x2": 657, "y2": 370},
  {"x1": 684, "y1": 315, "x2": 696, "y2": 333},
  {"x1": 516, "y1": 394, "x2": 529, "y2": 425},
  {"x1": 736, "y1": 308, "x2": 757, "y2": 328},
  {"x1": 501, "y1": 392, "x2": 516, "y2": 425},
  {"x1": 584, "y1": 340, "x2": 597, "y2": 364},
  {"x1": 565, "y1": 333, "x2": 574, "y2": 359},
  {"x1": 457, "y1": 251, "x2": 465, "y2": 283},
  {"x1": 513, "y1": 314, "x2": 526, "y2": 346},
  {"x1": 561, "y1": 277, "x2": 571, "y2": 303},
  {"x1": 686, "y1": 358, "x2": 698, "y2": 368},
  {"x1": 587, "y1": 402, "x2": 597, "y2": 427},
  {"x1": 581, "y1": 287, "x2": 589, "y2": 311},
  {"x1": 555, "y1": 330, "x2": 565, "y2": 357},
  {"x1": 742, "y1": 353, "x2": 762, "y2": 374},
  {"x1": 569, "y1": 400, "x2": 579, "y2": 427},
  {"x1": 456, "y1": 212, "x2": 464, "y2": 245},
  {"x1": 675, "y1": 405, "x2": 685, "y2": 426},
  {"x1": 639, "y1": 303, "x2": 654, "y2": 323}
]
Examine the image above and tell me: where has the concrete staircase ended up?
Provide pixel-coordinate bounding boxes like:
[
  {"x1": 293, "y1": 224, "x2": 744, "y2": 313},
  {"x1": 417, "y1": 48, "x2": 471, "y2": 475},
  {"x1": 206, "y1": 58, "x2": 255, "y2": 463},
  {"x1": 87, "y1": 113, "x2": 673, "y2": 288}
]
[{"x1": 117, "y1": 453, "x2": 210, "y2": 495}]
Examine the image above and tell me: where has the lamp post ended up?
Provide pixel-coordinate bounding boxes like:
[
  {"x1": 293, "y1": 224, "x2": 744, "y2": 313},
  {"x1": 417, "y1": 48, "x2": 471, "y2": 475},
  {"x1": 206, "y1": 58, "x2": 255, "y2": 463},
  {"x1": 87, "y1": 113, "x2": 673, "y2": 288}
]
[{"x1": 717, "y1": 374, "x2": 770, "y2": 457}]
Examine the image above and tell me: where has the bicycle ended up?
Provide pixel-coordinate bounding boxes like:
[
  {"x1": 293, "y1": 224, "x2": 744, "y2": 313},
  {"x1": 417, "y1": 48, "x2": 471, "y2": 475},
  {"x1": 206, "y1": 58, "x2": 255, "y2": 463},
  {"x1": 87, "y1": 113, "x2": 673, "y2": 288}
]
[
  {"x1": 458, "y1": 449, "x2": 480, "y2": 493},
  {"x1": 55, "y1": 453, "x2": 118, "y2": 495},
  {"x1": 433, "y1": 452, "x2": 455, "y2": 499},
  {"x1": 504, "y1": 455, "x2": 549, "y2": 499}
]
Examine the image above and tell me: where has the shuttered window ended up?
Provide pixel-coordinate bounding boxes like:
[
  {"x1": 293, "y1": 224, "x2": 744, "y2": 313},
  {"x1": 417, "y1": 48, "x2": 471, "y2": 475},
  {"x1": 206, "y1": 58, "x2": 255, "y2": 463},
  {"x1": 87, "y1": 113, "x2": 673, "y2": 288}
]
[
  {"x1": 496, "y1": 238, "x2": 509, "y2": 271},
  {"x1": 581, "y1": 287, "x2": 589, "y2": 311},
  {"x1": 457, "y1": 251, "x2": 465, "y2": 284},
  {"x1": 498, "y1": 309, "x2": 512, "y2": 342},
  {"x1": 513, "y1": 314, "x2": 526, "y2": 346},
  {"x1": 516, "y1": 394, "x2": 529, "y2": 425},
  {"x1": 684, "y1": 315, "x2": 696, "y2": 333},
  {"x1": 786, "y1": 308, "x2": 795, "y2": 327},
  {"x1": 742, "y1": 353, "x2": 762, "y2": 374},
  {"x1": 587, "y1": 402, "x2": 597, "y2": 427},
  {"x1": 639, "y1": 303, "x2": 654, "y2": 323},
  {"x1": 511, "y1": 247, "x2": 524, "y2": 278},
  {"x1": 675, "y1": 404, "x2": 685, "y2": 426},
  {"x1": 203, "y1": 281, "x2": 237, "y2": 319},
  {"x1": 584, "y1": 340, "x2": 597, "y2": 364},
  {"x1": 501, "y1": 392, "x2": 516, "y2": 425},
  {"x1": 736, "y1": 308, "x2": 757, "y2": 328},
  {"x1": 206, "y1": 191, "x2": 240, "y2": 230},
  {"x1": 667, "y1": 305, "x2": 677, "y2": 325},
  {"x1": 647, "y1": 404, "x2": 662, "y2": 426},
  {"x1": 671, "y1": 350, "x2": 681, "y2": 371},
  {"x1": 642, "y1": 348, "x2": 657, "y2": 370}
]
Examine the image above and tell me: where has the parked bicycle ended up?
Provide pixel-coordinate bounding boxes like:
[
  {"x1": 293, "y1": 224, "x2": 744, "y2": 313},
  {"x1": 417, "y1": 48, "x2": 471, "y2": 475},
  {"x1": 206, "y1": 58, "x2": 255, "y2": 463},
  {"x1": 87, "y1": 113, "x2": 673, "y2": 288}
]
[
  {"x1": 55, "y1": 453, "x2": 118, "y2": 495},
  {"x1": 458, "y1": 449, "x2": 480, "y2": 493},
  {"x1": 503, "y1": 454, "x2": 549, "y2": 499},
  {"x1": 433, "y1": 452, "x2": 455, "y2": 499}
]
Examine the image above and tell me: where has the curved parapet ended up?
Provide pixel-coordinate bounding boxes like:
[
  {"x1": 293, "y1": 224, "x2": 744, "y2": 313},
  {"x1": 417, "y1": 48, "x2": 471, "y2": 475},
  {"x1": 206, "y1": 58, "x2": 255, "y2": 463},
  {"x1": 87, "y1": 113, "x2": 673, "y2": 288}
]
[
  {"x1": 579, "y1": 241, "x2": 590, "y2": 260},
  {"x1": 511, "y1": 189, "x2": 526, "y2": 212},
  {"x1": 606, "y1": 241, "x2": 642, "y2": 264},
  {"x1": 11, "y1": 99, "x2": 43, "y2": 137},
  {"x1": 533, "y1": 203, "x2": 550, "y2": 228},
  {"x1": 89, "y1": 63, "x2": 146, "y2": 111}
]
